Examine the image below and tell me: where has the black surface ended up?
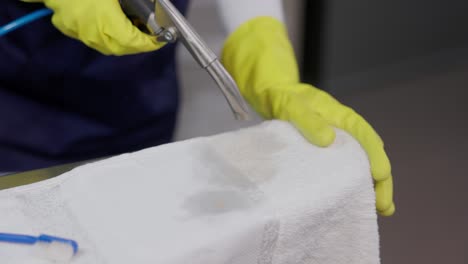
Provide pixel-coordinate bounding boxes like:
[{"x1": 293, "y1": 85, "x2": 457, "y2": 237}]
[{"x1": 301, "y1": 0, "x2": 326, "y2": 87}]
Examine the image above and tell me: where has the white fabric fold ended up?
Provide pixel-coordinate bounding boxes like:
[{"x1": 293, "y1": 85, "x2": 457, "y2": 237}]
[{"x1": 0, "y1": 121, "x2": 379, "y2": 264}]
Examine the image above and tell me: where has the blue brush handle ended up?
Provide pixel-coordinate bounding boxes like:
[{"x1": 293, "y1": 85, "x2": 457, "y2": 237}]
[
  {"x1": 0, "y1": 233, "x2": 38, "y2": 244},
  {"x1": 0, "y1": 232, "x2": 78, "y2": 254},
  {"x1": 0, "y1": 8, "x2": 53, "y2": 37}
]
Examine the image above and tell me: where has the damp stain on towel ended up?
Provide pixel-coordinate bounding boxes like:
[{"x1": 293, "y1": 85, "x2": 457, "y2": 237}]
[
  {"x1": 182, "y1": 190, "x2": 254, "y2": 216},
  {"x1": 181, "y1": 149, "x2": 264, "y2": 217},
  {"x1": 200, "y1": 128, "x2": 286, "y2": 185},
  {"x1": 181, "y1": 128, "x2": 286, "y2": 217}
]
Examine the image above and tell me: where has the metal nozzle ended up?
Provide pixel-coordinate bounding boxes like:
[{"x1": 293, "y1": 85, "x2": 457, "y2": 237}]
[
  {"x1": 155, "y1": 0, "x2": 250, "y2": 120},
  {"x1": 119, "y1": 0, "x2": 251, "y2": 120},
  {"x1": 205, "y1": 60, "x2": 250, "y2": 120}
]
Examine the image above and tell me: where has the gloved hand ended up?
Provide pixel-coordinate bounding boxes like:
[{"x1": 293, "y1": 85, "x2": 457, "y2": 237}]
[
  {"x1": 21, "y1": 0, "x2": 164, "y2": 55},
  {"x1": 222, "y1": 17, "x2": 395, "y2": 216}
]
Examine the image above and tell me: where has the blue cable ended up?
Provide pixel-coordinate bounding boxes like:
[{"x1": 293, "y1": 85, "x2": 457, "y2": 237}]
[{"x1": 0, "y1": 8, "x2": 52, "y2": 37}]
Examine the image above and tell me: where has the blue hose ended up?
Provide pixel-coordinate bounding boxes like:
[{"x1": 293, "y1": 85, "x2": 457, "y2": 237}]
[{"x1": 0, "y1": 8, "x2": 52, "y2": 37}]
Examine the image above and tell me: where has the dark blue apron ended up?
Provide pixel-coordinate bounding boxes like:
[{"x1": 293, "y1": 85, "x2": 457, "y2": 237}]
[{"x1": 0, "y1": 1, "x2": 189, "y2": 171}]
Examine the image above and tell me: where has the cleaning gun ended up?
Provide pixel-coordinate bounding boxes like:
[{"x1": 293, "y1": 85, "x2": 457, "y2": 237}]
[{"x1": 119, "y1": 0, "x2": 251, "y2": 120}]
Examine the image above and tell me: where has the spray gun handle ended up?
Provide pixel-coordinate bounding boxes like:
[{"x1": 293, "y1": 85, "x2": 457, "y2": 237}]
[{"x1": 119, "y1": 0, "x2": 163, "y2": 35}]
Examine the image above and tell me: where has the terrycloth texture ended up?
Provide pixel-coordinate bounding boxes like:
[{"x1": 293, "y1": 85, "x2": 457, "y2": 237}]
[{"x1": 0, "y1": 121, "x2": 379, "y2": 264}]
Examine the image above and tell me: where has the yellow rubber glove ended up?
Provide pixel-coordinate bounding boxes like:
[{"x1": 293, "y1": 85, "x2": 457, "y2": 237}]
[
  {"x1": 21, "y1": 0, "x2": 164, "y2": 55},
  {"x1": 222, "y1": 17, "x2": 395, "y2": 216}
]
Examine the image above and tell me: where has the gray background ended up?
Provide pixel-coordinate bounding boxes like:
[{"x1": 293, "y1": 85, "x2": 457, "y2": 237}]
[{"x1": 174, "y1": 0, "x2": 468, "y2": 263}]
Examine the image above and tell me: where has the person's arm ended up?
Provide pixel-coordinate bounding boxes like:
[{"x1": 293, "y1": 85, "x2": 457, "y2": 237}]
[
  {"x1": 216, "y1": 0, "x2": 285, "y2": 34},
  {"x1": 216, "y1": 0, "x2": 395, "y2": 216}
]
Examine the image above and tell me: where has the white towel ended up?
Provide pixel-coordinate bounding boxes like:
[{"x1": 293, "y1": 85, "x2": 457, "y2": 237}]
[{"x1": 0, "y1": 121, "x2": 379, "y2": 264}]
